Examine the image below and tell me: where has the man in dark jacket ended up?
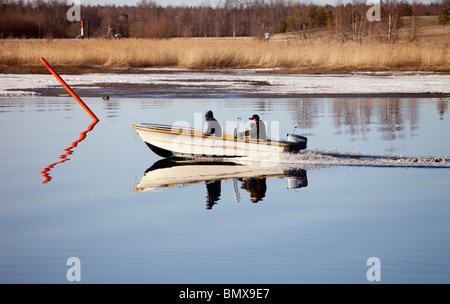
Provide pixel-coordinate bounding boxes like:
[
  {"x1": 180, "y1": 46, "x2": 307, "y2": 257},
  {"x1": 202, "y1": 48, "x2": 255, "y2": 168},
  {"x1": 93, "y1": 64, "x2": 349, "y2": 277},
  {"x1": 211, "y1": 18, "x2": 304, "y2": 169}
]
[
  {"x1": 203, "y1": 110, "x2": 223, "y2": 137},
  {"x1": 244, "y1": 114, "x2": 267, "y2": 142}
]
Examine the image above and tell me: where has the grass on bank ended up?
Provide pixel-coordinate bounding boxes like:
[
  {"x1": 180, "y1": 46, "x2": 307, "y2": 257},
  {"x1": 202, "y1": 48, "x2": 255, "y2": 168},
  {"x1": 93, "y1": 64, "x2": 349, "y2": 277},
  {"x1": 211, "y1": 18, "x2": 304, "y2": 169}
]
[{"x1": 1, "y1": 38, "x2": 449, "y2": 73}]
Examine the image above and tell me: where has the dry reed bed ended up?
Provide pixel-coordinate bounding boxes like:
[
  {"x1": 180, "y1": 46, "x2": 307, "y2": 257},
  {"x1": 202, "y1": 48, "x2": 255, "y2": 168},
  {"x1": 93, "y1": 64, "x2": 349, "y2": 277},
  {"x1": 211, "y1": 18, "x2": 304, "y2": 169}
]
[{"x1": 1, "y1": 38, "x2": 449, "y2": 72}]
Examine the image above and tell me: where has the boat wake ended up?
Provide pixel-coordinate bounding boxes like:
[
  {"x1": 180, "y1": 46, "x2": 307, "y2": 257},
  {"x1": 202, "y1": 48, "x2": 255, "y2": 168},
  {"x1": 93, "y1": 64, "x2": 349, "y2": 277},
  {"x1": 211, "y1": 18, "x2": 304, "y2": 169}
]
[
  {"x1": 169, "y1": 148, "x2": 450, "y2": 169},
  {"x1": 277, "y1": 148, "x2": 450, "y2": 169}
]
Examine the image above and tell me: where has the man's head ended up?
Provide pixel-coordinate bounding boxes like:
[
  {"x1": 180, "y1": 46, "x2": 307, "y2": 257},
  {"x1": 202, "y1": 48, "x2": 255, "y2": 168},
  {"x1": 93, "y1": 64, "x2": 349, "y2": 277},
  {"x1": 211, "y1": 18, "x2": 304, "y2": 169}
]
[
  {"x1": 205, "y1": 110, "x2": 214, "y2": 120},
  {"x1": 249, "y1": 114, "x2": 260, "y2": 123}
]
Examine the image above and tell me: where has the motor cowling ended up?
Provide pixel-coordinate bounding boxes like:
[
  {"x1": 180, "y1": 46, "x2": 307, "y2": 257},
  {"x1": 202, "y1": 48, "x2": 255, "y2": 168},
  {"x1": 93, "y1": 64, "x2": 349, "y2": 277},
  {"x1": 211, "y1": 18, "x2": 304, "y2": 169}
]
[{"x1": 286, "y1": 134, "x2": 307, "y2": 152}]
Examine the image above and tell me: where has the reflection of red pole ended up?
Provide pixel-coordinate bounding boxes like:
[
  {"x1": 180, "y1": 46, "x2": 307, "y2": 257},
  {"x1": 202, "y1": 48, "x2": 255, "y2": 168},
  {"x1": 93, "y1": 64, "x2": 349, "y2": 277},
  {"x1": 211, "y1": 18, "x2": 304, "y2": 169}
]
[
  {"x1": 40, "y1": 57, "x2": 99, "y2": 122},
  {"x1": 41, "y1": 120, "x2": 98, "y2": 184}
]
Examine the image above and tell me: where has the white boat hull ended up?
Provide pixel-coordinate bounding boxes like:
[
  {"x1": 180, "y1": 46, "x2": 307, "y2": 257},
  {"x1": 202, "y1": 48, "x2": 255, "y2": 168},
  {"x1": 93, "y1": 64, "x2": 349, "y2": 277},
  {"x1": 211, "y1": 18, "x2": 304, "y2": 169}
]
[{"x1": 132, "y1": 123, "x2": 306, "y2": 159}]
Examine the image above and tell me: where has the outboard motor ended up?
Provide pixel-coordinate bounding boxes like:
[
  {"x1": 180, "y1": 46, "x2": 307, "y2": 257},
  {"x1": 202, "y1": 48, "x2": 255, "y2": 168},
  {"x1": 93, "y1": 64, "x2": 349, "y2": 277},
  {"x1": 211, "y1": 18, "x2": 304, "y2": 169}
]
[
  {"x1": 286, "y1": 134, "x2": 307, "y2": 152},
  {"x1": 285, "y1": 124, "x2": 307, "y2": 153}
]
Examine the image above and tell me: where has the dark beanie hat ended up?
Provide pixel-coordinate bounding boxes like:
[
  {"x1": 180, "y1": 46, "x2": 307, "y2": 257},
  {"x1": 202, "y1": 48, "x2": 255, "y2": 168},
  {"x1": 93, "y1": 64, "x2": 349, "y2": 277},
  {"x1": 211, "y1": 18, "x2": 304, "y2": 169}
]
[{"x1": 205, "y1": 110, "x2": 213, "y2": 118}]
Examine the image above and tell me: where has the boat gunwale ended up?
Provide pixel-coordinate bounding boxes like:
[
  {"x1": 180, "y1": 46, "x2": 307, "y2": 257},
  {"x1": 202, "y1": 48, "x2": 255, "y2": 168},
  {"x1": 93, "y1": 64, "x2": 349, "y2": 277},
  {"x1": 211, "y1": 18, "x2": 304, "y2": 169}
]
[{"x1": 132, "y1": 123, "x2": 287, "y2": 147}]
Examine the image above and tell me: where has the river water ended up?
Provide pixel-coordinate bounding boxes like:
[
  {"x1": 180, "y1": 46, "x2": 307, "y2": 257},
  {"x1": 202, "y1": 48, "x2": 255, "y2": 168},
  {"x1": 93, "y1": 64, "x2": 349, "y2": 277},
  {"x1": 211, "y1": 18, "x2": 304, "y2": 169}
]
[{"x1": 1, "y1": 94, "x2": 450, "y2": 283}]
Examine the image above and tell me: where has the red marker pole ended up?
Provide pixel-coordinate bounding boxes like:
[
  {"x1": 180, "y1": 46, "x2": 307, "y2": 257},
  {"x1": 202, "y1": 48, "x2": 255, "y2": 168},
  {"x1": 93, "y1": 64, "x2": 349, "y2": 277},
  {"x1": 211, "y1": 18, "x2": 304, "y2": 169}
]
[{"x1": 40, "y1": 57, "x2": 99, "y2": 122}]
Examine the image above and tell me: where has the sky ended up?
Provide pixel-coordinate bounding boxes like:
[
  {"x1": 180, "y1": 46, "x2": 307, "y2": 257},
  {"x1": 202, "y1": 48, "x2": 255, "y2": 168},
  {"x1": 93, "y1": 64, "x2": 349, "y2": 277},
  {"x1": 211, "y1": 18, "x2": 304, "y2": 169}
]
[
  {"x1": 81, "y1": 0, "x2": 351, "y2": 7},
  {"x1": 81, "y1": 0, "x2": 435, "y2": 7}
]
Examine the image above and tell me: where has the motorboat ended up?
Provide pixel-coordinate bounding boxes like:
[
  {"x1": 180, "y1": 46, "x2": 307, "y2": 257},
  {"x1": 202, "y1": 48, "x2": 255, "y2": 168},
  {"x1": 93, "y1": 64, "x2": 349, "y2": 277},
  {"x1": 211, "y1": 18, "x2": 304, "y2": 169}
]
[{"x1": 132, "y1": 120, "x2": 307, "y2": 159}]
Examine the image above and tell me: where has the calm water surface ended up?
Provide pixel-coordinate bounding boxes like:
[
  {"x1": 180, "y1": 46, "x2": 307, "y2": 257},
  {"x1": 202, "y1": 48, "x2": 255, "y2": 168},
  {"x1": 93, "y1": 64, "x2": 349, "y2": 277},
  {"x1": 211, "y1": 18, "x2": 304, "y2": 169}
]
[{"x1": 1, "y1": 95, "x2": 450, "y2": 283}]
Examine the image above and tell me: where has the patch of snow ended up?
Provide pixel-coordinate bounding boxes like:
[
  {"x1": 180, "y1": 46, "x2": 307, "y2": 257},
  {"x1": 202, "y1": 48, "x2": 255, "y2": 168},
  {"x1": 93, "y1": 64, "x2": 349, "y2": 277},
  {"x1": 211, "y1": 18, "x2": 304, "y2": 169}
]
[{"x1": 1, "y1": 70, "x2": 449, "y2": 97}]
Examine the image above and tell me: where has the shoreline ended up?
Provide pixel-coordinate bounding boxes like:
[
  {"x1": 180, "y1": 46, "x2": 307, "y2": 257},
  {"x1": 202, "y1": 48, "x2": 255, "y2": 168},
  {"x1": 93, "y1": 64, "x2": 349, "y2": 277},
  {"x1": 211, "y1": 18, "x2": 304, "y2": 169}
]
[
  {"x1": 2, "y1": 70, "x2": 450, "y2": 98},
  {"x1": 27, "y1": 83, "x2": 450, "y2": 99},
  {"x1": 2, "y1": 65, "x2": 450, "y2": 76}
]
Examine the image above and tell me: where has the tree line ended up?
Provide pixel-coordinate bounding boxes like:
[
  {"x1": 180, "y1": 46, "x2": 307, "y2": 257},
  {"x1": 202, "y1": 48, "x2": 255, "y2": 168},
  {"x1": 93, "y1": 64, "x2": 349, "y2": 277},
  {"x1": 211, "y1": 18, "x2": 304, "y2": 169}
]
[{"x1": 0, "y1": 0, "x2": 448, "y2": 41}]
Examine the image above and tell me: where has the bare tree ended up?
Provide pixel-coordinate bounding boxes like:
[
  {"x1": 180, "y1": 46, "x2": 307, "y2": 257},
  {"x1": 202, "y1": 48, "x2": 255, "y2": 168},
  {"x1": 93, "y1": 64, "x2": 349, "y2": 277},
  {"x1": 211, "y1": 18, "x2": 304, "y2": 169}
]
[
  {"x1": 409, "y1": 1, "x2": 419, "y2": 41},
  {"x1": 333, "y1": 2, "x2": 352, "y2": 42},
  {"x1": 383, "y1": 0, "x2": 401, "y2": 43},
  {"x1": 350, "y1": 0, "x2": 368, "y2": 42}
]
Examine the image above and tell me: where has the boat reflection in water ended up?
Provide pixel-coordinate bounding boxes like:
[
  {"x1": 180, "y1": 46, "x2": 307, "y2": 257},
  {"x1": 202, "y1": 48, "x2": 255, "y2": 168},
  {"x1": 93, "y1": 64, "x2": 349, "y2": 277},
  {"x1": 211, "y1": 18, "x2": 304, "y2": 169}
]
[{"x1": 133, "y1": 159, "x2": 308, "y2": 209}]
